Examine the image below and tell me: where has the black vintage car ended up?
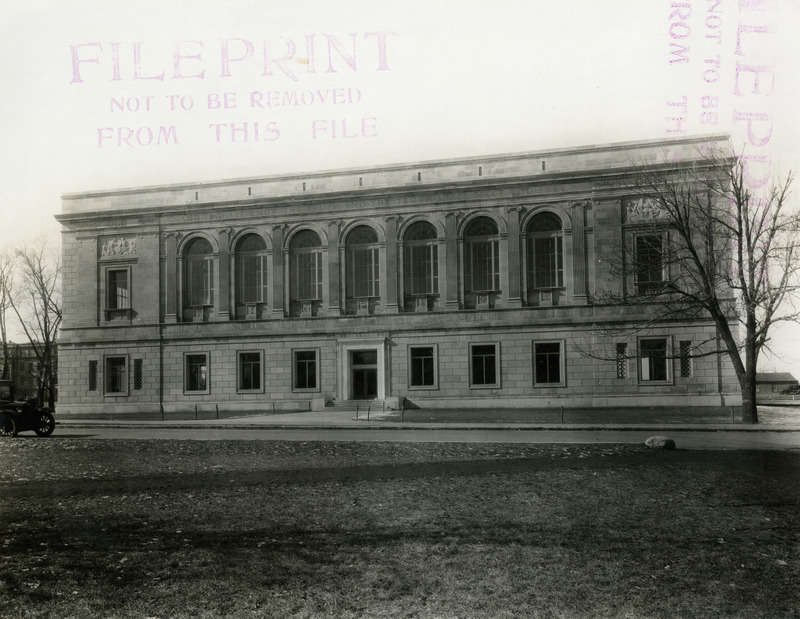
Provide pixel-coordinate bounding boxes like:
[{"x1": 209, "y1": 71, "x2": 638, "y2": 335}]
[{"x1": 0, "y1": 398, "x2": 55, "y2": 437}]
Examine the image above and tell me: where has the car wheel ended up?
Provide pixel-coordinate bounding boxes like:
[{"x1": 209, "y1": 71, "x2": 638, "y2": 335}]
[
  {"x1": 34, "y1": 412, "x2": 55, "y2": 437},
  {"x1": 0, "y1": 416, "x2": 17, "y2": 437}
]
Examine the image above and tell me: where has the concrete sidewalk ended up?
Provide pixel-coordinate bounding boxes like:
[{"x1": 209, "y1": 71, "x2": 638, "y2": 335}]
[{"x1": 57, "y1": 404, "x2": 800, "y2": 432}]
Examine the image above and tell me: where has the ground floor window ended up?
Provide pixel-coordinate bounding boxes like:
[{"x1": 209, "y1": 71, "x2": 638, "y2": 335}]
[
  {"x1": 639, "y1": 338, "x2": 669, "y2": 382},
  {"x1": 238, "y1": 351, "x2": 262, "y2": 392},
  {"x1": 185, "y1": 353, "x2": 209, "y2": 393},
  {"x1": 293, "y1": 349, "x2": 318, "y2": 391},
  {"x1": 104, "y1": 356, "x2": 127, "y2": 395},
  {"x1": 470, "y1": 343, "x2": 499, "y2": 388},
  {"x1": 409, "y1": 345, "x2": 437, "y2": 389},
  {"x1": 533, "y1": 341, "x2": 564, "y2": 386}
]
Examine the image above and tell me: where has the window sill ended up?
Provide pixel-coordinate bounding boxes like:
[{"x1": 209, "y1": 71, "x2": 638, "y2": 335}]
[{"x1": 104, "y1": 308, "x2": 133, "y2": 321}]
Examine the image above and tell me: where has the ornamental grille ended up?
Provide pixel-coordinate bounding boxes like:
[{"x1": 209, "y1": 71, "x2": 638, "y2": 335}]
[
  {"x1": 237, "y1": 233, "x2": 266, "y2": 252},
  {"x1": 616, "y1": 343, "x2": 628, "y2": 379},
  {"x1": 680, "y1": 341, "x2": 693, "y2": 378},
  {"x1": 134, "y1": 358, "x2": 144, "y2": 390},
  {"x1": 346, "y1": 225, "x2": 378, "y2": 245},
  {"x1": 464, "y1": 216, "x2": 498, "y2": 237},
  {"x1": 404, "y1": 221, "x2": 437, "y2": 241},
  {"x1": 186, "y1": 238, "x2": 212, "y2": 256},
  {"x1": 88, "y1": 360, "x2": 98, "y2": 391},
  {"x1": 289, "y1": 230, "x2": 321, "y2": 249},
  {"x1": 528, "y1": 212, "x2": 562, "y2": 233}
]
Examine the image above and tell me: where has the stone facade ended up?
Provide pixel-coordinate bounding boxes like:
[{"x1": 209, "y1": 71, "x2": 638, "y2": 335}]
[{"x1": 56, "y1": 135, "x2": 741, "y2": 417}]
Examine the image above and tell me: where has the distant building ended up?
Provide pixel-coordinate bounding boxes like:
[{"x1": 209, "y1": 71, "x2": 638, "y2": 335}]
[
  {"x1": 756, "y1": 372, "x2": 798, "y2": 394},
  {"x1": 0, "y1": 342, "x2": 57, "y2": 401},
  {"x1": 55, "y1": 135, "x2": 741, "y2": 417}
]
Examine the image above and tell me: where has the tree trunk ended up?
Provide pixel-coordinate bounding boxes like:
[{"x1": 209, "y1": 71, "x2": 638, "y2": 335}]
[
  {"x1": 739, "y1": 313, "x2": 759, "y2": 424},
  {"x1": 740, "y1": 377, "x2": 758, "y2": 423}
]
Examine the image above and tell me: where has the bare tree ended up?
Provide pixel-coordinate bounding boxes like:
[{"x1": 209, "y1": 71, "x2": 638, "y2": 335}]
[
  {"x1": 7, "y1": 241, "x2": 62, "y2": 407},
  {"x1": 0, "y1": 251, "x2": 13, "y2": 380},
  {"x1": 593, "y1": 148, "x2": 799, "y2": 423}
]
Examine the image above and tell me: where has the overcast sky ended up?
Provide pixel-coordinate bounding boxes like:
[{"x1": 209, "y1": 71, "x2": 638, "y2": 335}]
[{"x1": 2, "y1": 0, "x2": 799, "y2": 375}]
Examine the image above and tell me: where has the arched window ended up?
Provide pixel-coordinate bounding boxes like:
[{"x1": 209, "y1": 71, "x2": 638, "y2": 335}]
[
  {"x1": 403, "y1": 221, "x2": 438, "y2": 295},
  {"x1": 464, "y1": 217, "x2": 500, "y2": 293},
  {"x1": 527, "y1": 212, "x2": 564, "y2": 289},
  {"x1": 289, "y1": 230, "x2": 323, "y2": 302},
  {"x1": 235, "y1": 234, "x2": 268, "y2": 304},
  {"x1": 184, "y1": 238, "x2": 214, "y2": 306},
  {"x1": 345, "y1": 225, "x2": 380, "y2": 299}
]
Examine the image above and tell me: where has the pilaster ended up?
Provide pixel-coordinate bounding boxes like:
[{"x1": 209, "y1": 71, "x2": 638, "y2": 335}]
[
  {"x1": 571, "y1": 200, "x2": 589, "y2": 303},
  {"x1": 383, "y1": 215, "x2": 400, "y2": 313},
  {"x1": 164, "y1": 232, "x2": 179, "y2": 323},
  {"x1": 505, "y1": 206, "x2": 523, "y2": 307},
  {"x1": 216, "y1": 227, "x2": 231, "y2": 320},
  {"x1": 444, "y1": 211, "x2": 460, "y2": 310},
  {"x1": 327, "y1": 220, "x2": 341, "y2": 316},
  {"x1": 271, "y1": 224, "x2": 285, "y2": 318}
]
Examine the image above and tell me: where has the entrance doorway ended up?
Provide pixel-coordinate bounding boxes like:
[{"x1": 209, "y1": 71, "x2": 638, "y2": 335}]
[{"x1": 351, "y1": 350, "x2": 378, "y2": 399}]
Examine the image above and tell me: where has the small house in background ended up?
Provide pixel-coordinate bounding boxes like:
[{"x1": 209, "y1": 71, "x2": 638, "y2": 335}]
[{"x1": 756, "y1": 372, "x2": 799, "y2": 394}]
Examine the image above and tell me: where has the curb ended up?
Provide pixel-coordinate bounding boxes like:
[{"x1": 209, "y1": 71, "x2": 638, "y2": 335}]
[{"x1": 56, "y1": 421, "x2": 800, "y2": 433}]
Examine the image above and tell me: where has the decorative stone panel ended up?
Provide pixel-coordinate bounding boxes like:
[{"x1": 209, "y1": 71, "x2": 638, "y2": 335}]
[{"x1": 625, "y1": 198, "x2": 667, "y2": 223}]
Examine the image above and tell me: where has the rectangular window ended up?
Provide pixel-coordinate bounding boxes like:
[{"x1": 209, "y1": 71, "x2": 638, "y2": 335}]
[
  {"x1": 532, "y1": 237, "x2": 564, "y2": 289},
  {"x1": 405, "y1": 245, "x2": 438, "y2": 295},
  {"x1": 89, "y1": 360, "x2": 98, "y2": 391},
  {"x1": 104, "y1": 356, "x2": 127, "y2": 395},
  {"x1": 467, "y1": 240, "x2": 500, "y2": 292},
  {"x1": 534, "y1": 341, "x2": 563, "y2": 385},
  {"x1": 187, "y1": 258, "x2": 214, "y2": 305},
  {"x1": 470, "y1": 343, "x2": 499, "y2": 388},
  {"x1": 107, "y1": 269, "x2": 130, "y2": 309},
  {"x1": 295, "y1": 252, "x2": 323, "y2": 300},
  {"x1": 640, "y1": 338, "x2": 669, "y2": 382},
  {"x1": 679, "y1": 341, "x2": 693, "y2": 378},
  {"x1": 616, "y1": 343, "x2": 628, "y2": 379},
  {"x1": 238, "y1": 351, "x2": 262, "y2": 391},
  {"x1": 133, "y1": 358, "x2": 143, "y2": 390},
  {"x1": 348, "y1": 248, "x2": 380, "y2": 298},
  {"x1": 238, "y1": 254, "x2": 267, "y2": 303},
  {"x1": 635, "y1": 234, "x2": 666, "y2": 295},
  {"x1": 409, "y1": 345, "x2": 437, "y2": 388},
  {"x1": 293, "y1": 350, "x2": 318, "y2": 390},
  {"x1": 185, "y1": 353, "x2": 209, "y2": 392}
]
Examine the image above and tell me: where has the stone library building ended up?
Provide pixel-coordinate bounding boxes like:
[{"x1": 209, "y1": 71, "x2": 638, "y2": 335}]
[{"x1": 56, "y1": 135, "x2": 740, "y2": 417}]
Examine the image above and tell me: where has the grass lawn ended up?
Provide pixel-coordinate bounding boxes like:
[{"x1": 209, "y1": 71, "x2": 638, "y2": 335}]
[{"x1": 1, "y1": 438, "x2": 798, "y2": 618}]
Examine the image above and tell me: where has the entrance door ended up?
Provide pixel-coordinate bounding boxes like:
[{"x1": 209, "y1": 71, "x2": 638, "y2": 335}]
[{"x1": 351, "y1": 350, "x2": 378, "y2": 399}]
